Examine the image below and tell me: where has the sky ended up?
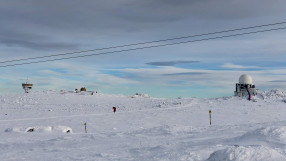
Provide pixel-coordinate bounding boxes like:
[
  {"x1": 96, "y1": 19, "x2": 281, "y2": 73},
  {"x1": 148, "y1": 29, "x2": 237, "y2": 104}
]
[{"x1": 1, "y1": 0, "x2": 286, "y2": 98}]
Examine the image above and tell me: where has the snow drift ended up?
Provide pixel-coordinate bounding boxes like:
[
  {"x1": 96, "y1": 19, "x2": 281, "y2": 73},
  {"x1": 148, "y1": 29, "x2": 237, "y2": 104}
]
[
  {"x1": 5, "y1": 126, "x2": 72, "y2": 133},
  {"x1": 207, "y1": 145, "x2": 286, "y2": 161},
  {"x1": 236, "y1": 126, "x2": 286, "y2": 143}
]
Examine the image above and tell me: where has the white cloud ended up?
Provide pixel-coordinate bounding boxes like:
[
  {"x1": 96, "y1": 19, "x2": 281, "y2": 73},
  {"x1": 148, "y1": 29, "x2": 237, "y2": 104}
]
[
  {"x1": 221, "y1": 63, "x2": 261, "y2": 69},
  {"x1": 39, "y1": 69, "x2": 63, "y2": 76},
  {"x1": 113, "y1": 66, "x2": 286, "y2": 90}
]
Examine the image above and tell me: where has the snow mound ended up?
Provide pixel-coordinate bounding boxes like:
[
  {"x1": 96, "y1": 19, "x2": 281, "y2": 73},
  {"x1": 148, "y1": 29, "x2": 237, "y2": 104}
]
[
  {"x1": 5, "y1": 126, "x2": 72, "y2": 133},
  {"x1": 258, "y1": 89, "x2": 286, "y2": 101},
  {"x1": 237, "y1": 126, "x2": 286, "y2": 143},
  {"x1": 131, "y1": 93, "x2": 150, "y2": 98},
  {"x1": 207, "y1": 145, "x2": 286, "y2": 161}
]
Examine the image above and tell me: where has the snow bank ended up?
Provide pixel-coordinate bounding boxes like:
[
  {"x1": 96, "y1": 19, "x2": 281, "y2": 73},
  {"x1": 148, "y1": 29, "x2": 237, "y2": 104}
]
[
  {"x1": 207, "y1": 145, "x2": 286, "y2": 161},
  {"x1": 5, "y1": 126, "x2": 72, "y2": 133},
  {"x1": 237, "y1": 126, "x2": 286, "y2": 143}
]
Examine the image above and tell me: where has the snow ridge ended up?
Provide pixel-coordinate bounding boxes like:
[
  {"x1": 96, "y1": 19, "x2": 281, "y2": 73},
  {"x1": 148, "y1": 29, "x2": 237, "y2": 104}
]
[{"x1": 207, "y1": 145, "x2": 286, "y2": 161}]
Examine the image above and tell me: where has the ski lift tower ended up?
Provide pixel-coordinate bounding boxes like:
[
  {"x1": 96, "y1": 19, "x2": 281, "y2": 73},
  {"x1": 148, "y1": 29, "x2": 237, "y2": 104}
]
[{"x1": 22, "y1": 79, "x2": 33, "y2": 93}]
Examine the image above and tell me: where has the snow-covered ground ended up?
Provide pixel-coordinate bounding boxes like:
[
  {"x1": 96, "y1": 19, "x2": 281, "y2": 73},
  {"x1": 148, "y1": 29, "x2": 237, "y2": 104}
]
[{"x1": 1, "y1": 89, "x2": 286, "y2": 160}]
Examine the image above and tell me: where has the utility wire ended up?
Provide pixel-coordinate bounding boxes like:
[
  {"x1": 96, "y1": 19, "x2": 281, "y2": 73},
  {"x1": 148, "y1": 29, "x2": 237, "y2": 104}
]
[
  {"x1": 1, "y1": 21, "x2": 286, "y2": 64},
  {"x1": 1, "y1": 26, "x2": 285, "y2": 68}
]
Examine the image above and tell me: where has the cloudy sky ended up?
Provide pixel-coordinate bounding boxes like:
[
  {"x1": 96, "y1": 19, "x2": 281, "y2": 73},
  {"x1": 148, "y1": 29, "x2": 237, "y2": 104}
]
[{"x1": 1, "y1": 0, "x2": 286, "y2": 98}]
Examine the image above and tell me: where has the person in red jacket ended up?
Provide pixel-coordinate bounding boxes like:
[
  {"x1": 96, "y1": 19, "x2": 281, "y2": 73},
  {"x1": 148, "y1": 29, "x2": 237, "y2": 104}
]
[{"x1": 113, "y1": 107, "x2": 116, "y2": 113}]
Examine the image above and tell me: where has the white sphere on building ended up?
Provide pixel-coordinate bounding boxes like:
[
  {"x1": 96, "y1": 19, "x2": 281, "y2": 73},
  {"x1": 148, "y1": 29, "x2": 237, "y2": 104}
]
[{"x1": 239, "y1": 74, "x2": 253, "y2": 84}]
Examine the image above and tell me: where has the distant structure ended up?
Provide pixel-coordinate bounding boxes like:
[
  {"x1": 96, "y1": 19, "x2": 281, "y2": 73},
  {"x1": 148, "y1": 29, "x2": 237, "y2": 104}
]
[
  {"x1": 80, "y1": 87, "x2": 86, "y2": 92},
  {"x1": 22, "y1": 79, "x2": 33, "y2": 93},
  {"x1": 234, "y1": 74, "x2": 258, "y2": 99}
]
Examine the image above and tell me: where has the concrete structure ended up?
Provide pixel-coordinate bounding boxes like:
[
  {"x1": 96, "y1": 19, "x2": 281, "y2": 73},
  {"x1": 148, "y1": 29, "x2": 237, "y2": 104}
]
[{"x1": 234, "y1": 74, "x2": 258, "y2": 99}]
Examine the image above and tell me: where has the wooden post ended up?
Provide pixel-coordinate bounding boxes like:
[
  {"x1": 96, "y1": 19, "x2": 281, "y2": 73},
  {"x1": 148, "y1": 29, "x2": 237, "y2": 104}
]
[
  {"x1": 209, "y1": 110, "x2": 212, "y2": 125},
  {"x1": 84, "y1": 122, "x2": 87, "y2": 133}
]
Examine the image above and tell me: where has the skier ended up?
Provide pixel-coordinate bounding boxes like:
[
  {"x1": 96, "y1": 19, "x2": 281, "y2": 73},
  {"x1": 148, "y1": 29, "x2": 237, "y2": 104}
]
[{"x1": 113, "y1": 107, "x2": 116, "y2": 113}]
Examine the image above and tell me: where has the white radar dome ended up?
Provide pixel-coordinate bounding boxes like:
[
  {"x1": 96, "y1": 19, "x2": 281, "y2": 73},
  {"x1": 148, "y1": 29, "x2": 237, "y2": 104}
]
[{"x1": 239, "y1": 74, "x2": 253, "y2": 84}]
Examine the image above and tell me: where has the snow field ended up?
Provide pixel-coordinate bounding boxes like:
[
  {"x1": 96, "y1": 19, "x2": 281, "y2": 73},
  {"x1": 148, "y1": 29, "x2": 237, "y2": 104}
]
[{"x1": 0, "y1": 89, "x2": 286, "y2": 160}]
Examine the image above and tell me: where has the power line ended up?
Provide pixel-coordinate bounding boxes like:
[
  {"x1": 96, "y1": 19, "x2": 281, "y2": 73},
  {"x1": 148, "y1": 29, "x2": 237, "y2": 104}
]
[
  {"x1": 1, "y1": 26, "x2": 285, "y2": 68},
  {"x1": 1, "y1": 21, "x2": 286, "y2": 64}
]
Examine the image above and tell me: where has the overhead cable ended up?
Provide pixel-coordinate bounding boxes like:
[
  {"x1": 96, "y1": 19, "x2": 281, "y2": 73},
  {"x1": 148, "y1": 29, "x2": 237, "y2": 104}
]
[
  {"x1": 1, "y1": 21, "x2": 286, "y2": 64},
  {"x1": 1, "y1": 26, "x2": 285, "y2": 68}
]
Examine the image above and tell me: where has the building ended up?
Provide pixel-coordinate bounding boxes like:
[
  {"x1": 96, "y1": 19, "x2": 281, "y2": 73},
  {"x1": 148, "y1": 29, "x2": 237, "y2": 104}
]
[
  {"x1": 234, "y1": 74, "x2": 258, "y2": 99},
  {"x1": 22, "y1": 82, "x2": 33, "y2": 93}
]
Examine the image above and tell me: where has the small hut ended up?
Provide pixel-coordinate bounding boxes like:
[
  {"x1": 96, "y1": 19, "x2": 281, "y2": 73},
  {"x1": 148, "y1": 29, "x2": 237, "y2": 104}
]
[{"x1": 80, "y1": 87, "x2": 86, "y2": 92}]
